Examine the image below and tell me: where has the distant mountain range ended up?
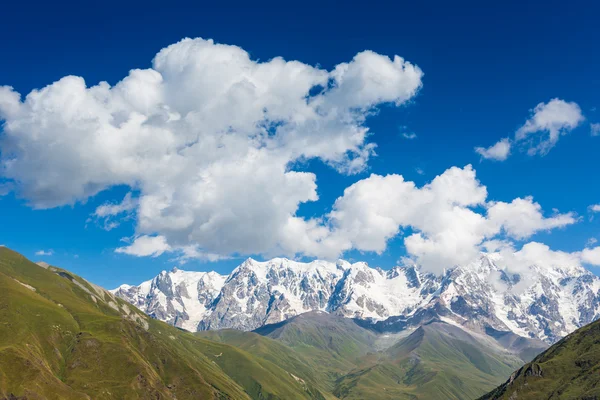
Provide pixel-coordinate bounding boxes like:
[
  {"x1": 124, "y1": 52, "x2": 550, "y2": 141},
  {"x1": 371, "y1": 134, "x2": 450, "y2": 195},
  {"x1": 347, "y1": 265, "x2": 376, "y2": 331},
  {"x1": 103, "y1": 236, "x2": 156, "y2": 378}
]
[{"x1": 112, "y1": 254, "x2": 600, "y2": 344}]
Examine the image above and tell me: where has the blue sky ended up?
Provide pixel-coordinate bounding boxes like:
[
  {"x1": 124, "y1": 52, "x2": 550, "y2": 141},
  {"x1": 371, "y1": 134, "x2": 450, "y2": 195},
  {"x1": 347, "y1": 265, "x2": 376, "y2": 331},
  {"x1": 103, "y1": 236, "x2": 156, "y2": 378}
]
[{"x1": 1, "y1": 0, "x2": 599, "y2": 288}]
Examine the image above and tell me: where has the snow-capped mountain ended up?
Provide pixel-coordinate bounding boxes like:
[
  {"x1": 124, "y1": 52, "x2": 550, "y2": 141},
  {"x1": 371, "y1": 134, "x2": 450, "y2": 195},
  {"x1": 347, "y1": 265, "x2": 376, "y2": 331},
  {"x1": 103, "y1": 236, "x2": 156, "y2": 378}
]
[
  {"x1": 111, "y1": 254, "x2": 600, "y2": 343},
  {"x1": 113, "y1": 268, "x2": 226, "y2": 331}
]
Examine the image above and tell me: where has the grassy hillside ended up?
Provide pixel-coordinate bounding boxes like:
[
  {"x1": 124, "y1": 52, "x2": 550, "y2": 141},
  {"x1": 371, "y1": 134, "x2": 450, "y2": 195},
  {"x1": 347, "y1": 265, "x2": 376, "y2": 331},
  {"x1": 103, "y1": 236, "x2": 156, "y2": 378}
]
[
  {"x1": 480, "y1": 318, "x2": 600, "y2": 400},
  {"x1": 0, "y1": 247, "x2": 323, "y2": 400},
  {"x1": 202, "y1": 312, "x2": 378, "y2": 395},
  {"x1": 199, "y1": 329, "x2": 335, "y2": 398},
  {"x1": 214, "y1": 312, "x2": 530, "y2": 400},
  {"x1": 254, "y1": 311, "x2": 377, "y2": 378},
  {"x1": 332, "y1": 321, "x2": 523, "y2": 400}
]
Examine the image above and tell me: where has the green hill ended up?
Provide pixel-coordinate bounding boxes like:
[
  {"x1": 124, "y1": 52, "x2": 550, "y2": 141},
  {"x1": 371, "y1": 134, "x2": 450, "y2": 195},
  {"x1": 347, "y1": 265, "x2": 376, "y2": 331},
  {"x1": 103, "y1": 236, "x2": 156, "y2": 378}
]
[
  {"x1": 332, "y1": 321, "x2": 524, "y2": 400},
  {"x1": 254, "y1": 311, "x2": 377, "y2": 377},
  {"x1": 211, "y1": 312, "x2": 534, "y2": 400},
  {"x1": 0, "y1": 247, "x2": 324, "y2": 400},
  {"x1": 201, "y1": 312, "x2": 379, "y2": 396},
  {"x1": 479, "y1": 318, "x2": 600, "y2": 400},
  {"x1": 198, "y1": 329, "x2": 336, "y2": 398}
]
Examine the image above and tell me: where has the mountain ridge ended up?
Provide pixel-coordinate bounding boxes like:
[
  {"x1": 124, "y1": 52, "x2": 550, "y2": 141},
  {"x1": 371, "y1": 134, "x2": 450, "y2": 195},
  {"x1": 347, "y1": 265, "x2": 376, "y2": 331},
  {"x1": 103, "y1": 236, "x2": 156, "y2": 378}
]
[
  {"x1": 479, "y1": 316, "x2": 600, "y2": 399},
  {"x1": 113, "y1": 254, "x2": 600, "y2": 344},
  {"x1": 0, "y1": 247, "x2": 326, "y2": 400}
]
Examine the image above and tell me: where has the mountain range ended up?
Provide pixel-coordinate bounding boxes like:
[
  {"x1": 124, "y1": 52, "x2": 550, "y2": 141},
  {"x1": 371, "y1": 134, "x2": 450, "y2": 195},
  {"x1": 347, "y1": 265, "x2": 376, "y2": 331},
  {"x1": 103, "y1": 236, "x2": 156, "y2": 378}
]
[
  {"x1": 4, "y1": 246, "x2": 600, "y2": 399},
  {"x1": 112, "y1": 254, "x2": 600, "y2": 344}
]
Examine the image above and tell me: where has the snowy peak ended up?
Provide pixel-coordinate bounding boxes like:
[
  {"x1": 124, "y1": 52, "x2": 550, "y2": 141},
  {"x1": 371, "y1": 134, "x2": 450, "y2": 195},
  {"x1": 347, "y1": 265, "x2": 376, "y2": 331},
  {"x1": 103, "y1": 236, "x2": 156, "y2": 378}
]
[
  {"x1": 113, "y1": 254, "x2": 600, "y2": 344},
  {"x1": 111, "y1": 268, "x2": 226, "y2": 331}
]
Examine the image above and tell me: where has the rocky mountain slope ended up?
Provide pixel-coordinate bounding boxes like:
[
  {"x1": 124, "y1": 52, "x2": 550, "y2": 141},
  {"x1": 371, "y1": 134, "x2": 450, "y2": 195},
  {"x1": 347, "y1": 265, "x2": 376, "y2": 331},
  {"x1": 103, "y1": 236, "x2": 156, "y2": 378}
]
[
  {"x1": 113, "y1": 254, "x2": 600, "y2": 344},
  {"x1": 480, "y1": 317, "x2": 600, "y2": 399}
]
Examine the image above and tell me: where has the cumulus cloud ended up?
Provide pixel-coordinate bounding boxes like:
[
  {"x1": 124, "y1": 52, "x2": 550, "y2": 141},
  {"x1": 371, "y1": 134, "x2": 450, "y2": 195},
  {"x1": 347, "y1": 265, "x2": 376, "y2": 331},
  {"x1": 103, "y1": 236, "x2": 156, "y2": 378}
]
[
  {"x1": 591, "y1": 123, "x2": 600, "y2": 136},
  {"x1": 582, "y1": 246, "x2": 600, "y2": 266},
  {"x1": 115, "y1": 234, "x2": 225, "y2": 262},
  {"x1": 35, "y1": 249, "x2": 53, "y2": 256},
  {"x1": 318, "y1": 165, "x2": 576, "y2": 273},
  {"x1": 486, "y1": 197, "x2": 577, "y2": 239},
  {"x1": 476, "y1": 99, "x2": 584, "y2": 161},
  {"x1": 475, "y1": 138, "x2": 511, "y2": 161},
  {"x1": 0, "y1": 38, "x2": 581, "y2": 274},
  {"x1": 0, "y1": 37, "x2": 423, "y2": 260},
  {"x1": 515, "y1": 98, "x2": 584, "y2": 155},
  {"x1": 589, "y1": 204, "x2": 600, "y2": 213},
  {"x1": 115, "y1": 235, "x2": 171, "y2": 257},
  {"x1": 492, "y1": 241, "x2": 584, "y2": 291}
]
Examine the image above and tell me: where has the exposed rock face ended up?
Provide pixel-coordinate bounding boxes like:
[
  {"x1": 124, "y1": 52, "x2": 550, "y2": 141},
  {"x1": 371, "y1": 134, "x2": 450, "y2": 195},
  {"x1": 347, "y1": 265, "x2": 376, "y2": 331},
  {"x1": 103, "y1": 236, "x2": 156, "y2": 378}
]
[{"x1": 112, "y1": 254, "x2": 600, "y2": 343}]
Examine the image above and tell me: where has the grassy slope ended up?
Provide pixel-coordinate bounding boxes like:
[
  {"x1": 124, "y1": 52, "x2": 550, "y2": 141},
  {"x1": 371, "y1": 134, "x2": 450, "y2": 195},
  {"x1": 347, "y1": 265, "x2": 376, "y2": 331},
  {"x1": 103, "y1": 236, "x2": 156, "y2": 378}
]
[
  {"x1": 203, "y1": 312, "x2": 378, "y2": 397},
  {"x1": 203, "y1": 312, "x2": 382, "y2": 396},
  {"x1": 332, "y1": 322, "x2": 524, "y2": 400},
  {"x1": 254, "y1": 311, "x2": 377, "y2": 380},
  {"x1": 0, "y1": 247, "x2": 321, "y2": 400},
  {"x1": 199, "y1": 329, "x2": 332, "y2": 399},
  {"x1": 215, "y1": 313, "x2": 527, "y2": 400},
  {"x1": 480, "y1": 318, "x2": 600, "y2": 400}
]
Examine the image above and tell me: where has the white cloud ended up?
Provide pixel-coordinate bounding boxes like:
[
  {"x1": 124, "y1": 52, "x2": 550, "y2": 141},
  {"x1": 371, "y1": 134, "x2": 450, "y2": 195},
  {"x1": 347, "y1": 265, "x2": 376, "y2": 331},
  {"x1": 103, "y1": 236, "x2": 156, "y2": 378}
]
[
  {"x1": 474, "y1": 138, "x2": 511, "y2": 161},
  {"x1": 493, "y1": 242, "x2": 583, "y2": 292},
  {"x1": 582, "y1": 246, "x2": 600, "y2": 266},
  {"x1": 115, "y1": 235, "x2": 171, "y2": 257},
  {"x1": 35, "y1": 249, "x2": 53, "y2": 256},
  {"x1": 589, "y1": 204, "x2": 600, "y2": 213},
  {"x1": 0, "y1": 37, "x2": 423, "y2": 258},
  {"x1": 92, "y1": 192, "x2": 137, "y2": 230},
  {"x1": 399, "y1": 125, "x2": 417, "y2": 139},
  {"x1": 115, "y1": 234, "x2": 226, "y2": 262},
  {"x1": 515, "y1": 98, "x2": 584, "y2": 155},
  {"x1": 476, "y1": 99, "x2": 584, "y2": 162},
  {"x1": 591, "y1": 123, "x2": 600, "y2": 136},
  {"x1": 318, "y1": 166, "x2": 576, "y2": 273},
  {"x1": 94, "y1": 192, "x2": 137, "y2": 217},
  {"x1": 0, "y1": 38, "x2": 581, "y2": 274},
  {"x1": 487, "y1": 196, "x2": 577, "y2": 239},
  {"x1": 587, "y1": 238, "x2": 598, "y2": 247},
  {"x1": 501, "y1": 242, "x2": 581, "y2": 272}
]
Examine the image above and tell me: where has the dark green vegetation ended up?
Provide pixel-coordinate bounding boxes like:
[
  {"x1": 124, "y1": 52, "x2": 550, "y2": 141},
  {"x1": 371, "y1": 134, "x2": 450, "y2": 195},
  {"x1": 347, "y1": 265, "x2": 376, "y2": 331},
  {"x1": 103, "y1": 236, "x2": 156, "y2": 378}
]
[
  {"x1": 0, "y1": 247, "x2": 324, "y2": 400},
  {"x1": 0, "y1": 247, "x2": 546, "y2": 400},
  {"x1": 480, "y1": 317, "x2": 600, "y2": 400}
]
